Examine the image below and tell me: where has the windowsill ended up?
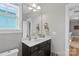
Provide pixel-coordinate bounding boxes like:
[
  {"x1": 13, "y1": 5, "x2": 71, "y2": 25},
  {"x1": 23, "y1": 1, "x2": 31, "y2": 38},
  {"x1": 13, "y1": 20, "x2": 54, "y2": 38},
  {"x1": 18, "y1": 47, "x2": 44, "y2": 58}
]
[{"x1": 0, "y1": 30, "x2": 22, "y2": 34}]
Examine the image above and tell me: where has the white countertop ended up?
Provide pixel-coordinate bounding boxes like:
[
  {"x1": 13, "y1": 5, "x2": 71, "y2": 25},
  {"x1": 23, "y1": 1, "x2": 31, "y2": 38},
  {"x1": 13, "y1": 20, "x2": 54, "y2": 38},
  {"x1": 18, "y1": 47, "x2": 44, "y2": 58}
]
[{"x1": 22, "y1": 37, "x2": 51, "y2": 47}]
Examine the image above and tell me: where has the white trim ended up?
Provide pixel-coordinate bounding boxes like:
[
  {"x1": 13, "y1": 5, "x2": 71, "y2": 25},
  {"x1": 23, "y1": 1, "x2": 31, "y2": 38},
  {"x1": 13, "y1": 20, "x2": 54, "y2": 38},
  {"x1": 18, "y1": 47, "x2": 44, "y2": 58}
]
[
  {"x1": 65, "y1": 4, "x2": 70, "y2": 56},
  {"x1": 51, "y1": 51, "x2": 65, "y2": 56},
  {"x1": 18, "y1": 4, "x2": 22, "y2": 31},
  {"x1": 16, "y1": 5, "x2": 20, "y2": 30},
  {"x1": 0, "y1": 3, "x2": 18, "y2": 8},
  {"x1": 0, "y1": 30, "x2": 22, "y2": 34}
]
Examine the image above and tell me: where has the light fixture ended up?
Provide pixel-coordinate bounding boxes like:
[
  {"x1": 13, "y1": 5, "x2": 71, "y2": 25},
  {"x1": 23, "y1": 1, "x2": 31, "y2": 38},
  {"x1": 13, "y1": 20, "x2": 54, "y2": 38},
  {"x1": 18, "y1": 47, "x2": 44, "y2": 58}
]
[
  {"x1": 28, "y1": 7, "x2": 33, "y2": 10},
  {"x1": 37, "y1": 6, "x2": 41, "y2": 10},
  {"x1": 33, "y1": 9, "x2": 37, "y2": 12},
  {"x1": 32, "y1": 3, "x2": 36, "y2": 8},
  {"x1": 28, "y1": 3, "x2": 41, "y2": 12}
]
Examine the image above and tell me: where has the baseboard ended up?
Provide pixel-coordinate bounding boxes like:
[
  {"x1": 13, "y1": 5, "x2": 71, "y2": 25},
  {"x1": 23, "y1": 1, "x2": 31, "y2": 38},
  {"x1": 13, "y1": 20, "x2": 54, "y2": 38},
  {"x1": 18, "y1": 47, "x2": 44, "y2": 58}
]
[
  {"x1": 51, "y1": 51, "x2": 65, "y2": 56},
  {"x1": 51, "y1": 52, "x2": 59, "y2": 56}
]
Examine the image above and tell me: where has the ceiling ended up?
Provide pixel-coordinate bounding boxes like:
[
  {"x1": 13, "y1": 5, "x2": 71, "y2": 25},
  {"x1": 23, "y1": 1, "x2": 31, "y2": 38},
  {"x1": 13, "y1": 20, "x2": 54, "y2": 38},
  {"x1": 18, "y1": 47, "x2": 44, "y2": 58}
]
[
  {"x1": 11, "y1": 3, "x2": 32, "y2": 15},
  {"x1": 22, "y1": 3, "x2": 43, "y2": 15},
  {"x1": 69, "y1": 4, "x2": 79, "y2": 20},
  {"x1": 23, "y1": 3, "x2": 32, "y2": 14}
]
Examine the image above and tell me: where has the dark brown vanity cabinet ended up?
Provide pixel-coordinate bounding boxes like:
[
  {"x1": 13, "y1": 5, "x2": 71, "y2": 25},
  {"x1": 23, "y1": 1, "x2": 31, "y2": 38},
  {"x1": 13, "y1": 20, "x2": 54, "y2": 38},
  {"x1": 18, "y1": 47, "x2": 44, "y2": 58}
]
[{"x1": 22, "y1": 39, "x2": 51, "y2": 56}]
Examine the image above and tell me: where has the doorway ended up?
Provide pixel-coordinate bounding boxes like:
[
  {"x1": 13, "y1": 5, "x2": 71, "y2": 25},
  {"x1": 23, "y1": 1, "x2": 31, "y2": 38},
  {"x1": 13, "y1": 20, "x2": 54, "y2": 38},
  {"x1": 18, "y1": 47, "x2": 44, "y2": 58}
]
[{"x1": 66, "y1": 3, "x2": 79, "y2": 56}]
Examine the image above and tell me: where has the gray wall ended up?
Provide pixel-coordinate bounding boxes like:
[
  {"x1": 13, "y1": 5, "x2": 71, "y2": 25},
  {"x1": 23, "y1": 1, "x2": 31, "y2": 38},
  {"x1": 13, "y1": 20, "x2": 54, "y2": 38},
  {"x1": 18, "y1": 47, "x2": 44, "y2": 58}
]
[
  {"x1": 42, "y1": 3, "x2": 65, "y2": 55},
  {"x1": 0, "y1": 32, "x2": 22, "y2": 53}
]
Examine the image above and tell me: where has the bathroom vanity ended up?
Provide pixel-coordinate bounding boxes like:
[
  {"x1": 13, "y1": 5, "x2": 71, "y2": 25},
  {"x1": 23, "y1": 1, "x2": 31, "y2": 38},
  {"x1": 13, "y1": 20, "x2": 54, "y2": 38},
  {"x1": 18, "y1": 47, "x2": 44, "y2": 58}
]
[
  {"x1": 22, "y1": 38, "x2": 51, "y2": 56},
  {"x1": 22, "y1": 3, "x2": 51, "y2": 56}
]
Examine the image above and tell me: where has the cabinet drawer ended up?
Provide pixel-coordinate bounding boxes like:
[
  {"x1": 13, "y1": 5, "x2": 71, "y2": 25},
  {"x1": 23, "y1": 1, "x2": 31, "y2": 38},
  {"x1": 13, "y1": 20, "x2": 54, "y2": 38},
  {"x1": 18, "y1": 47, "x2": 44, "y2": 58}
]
[
  {"x1": 31, "y1": 45, "x2": 39, "y2": 53},
  {"x1": 40, "y1": 40, "x2": 50, "y2": 48}
]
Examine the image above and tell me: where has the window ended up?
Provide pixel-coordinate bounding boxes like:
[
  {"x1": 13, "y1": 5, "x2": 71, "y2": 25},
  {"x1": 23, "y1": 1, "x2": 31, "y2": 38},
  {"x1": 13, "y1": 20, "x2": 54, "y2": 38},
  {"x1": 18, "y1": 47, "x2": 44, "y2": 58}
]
[
  {"x1": 74, "y1": 25, "x2": 79, "y2": 30},
  {"x1": 0, "y1": 4, "x2": 19, "y2": 29}
]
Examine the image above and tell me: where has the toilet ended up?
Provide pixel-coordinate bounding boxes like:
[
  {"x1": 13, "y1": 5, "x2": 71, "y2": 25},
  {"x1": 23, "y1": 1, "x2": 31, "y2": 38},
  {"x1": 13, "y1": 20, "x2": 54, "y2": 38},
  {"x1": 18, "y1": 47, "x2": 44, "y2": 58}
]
[{"x1": 0, "y1": 48, "x2": 19, "y2": 56}]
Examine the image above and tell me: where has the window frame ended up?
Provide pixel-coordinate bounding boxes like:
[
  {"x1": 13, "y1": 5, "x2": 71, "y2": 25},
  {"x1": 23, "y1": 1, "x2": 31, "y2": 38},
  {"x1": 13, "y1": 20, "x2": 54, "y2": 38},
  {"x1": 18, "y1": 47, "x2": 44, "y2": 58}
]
[{"x1": 0, "y1": 4, "x2": 20, "y2": 30}]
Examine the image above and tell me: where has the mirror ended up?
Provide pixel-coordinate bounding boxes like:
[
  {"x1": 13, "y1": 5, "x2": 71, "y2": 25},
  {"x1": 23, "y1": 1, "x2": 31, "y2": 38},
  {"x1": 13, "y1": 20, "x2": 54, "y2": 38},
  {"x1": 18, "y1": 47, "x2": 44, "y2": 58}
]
[{"x1": 22, "y1": 3, "x2": 49, "y2": 40}]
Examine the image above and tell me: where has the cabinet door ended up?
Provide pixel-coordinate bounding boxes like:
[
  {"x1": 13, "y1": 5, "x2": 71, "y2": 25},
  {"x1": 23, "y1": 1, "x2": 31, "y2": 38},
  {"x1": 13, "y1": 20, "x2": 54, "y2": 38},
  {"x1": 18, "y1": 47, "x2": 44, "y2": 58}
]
[
  {"x1": 22, "y1": 43, "x2": 28, "y2": 56},
  {"x1": 41, "y1": 46, "x2": 50, "y2": 56},
  {"x1": 31, "y1": 51, "x2": 41, "y2": 56},
  {"x1": 38, "y1": 50, "x2": 45, "y2": 56}
]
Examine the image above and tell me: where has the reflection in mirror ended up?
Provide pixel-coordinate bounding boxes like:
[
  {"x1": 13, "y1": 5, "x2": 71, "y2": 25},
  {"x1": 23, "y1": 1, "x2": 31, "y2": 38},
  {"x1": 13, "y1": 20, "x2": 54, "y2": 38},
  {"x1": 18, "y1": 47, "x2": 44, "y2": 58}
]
[
  {"x1": 22, "y1": 3, "x2": 50, "y2": 40},
  {"x1": 27, "y1": 21, "x2": 31, "y2": 40}
]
